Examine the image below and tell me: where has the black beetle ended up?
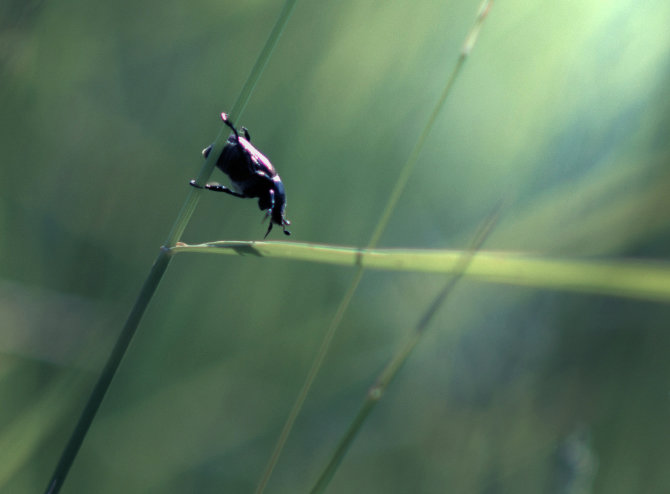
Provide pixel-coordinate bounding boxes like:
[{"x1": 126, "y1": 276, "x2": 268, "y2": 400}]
[{"x1": 190, "y1": 113, "x2": 291, "y2": 238}]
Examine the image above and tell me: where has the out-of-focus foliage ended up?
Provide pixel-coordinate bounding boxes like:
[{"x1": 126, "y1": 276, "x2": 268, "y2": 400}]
[{"x1": 1, "y1": 0, "x2": 669, "y2": 492}]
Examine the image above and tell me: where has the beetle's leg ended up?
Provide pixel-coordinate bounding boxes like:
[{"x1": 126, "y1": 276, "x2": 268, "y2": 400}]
[
  {"x1": 268, "y1": 189, "x2": 275, "y2": 210},
  {"x1": 203, "y1": 183, "x2": 247, "y2": 198},
  {"x1": 221, "y1": 113, "x2": 240, "y2": 141},
  {"x1": 262, "y1": 190, "x2": 276, "y2": 239},
  {"x1": 189, "y1": 180, "x2": 246, "y2": 197},
  {"x1": 281, "y1": 219, "x2": 291, "y2": 236},
  {"x1": 241, "y1": 127, "x2": 251, "y2": 141},
  {"x1": 264, "y1": 221, "x2": 274, "y2": 239},
  {"x1": 202, "y1": 144, "x2": 213, "y2": 158}
]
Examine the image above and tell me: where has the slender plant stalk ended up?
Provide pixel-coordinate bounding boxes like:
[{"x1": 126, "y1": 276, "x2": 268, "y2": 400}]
[
  {"x1": 254, "y1": 2, "x2": 494, "y2": 492},
  {"x1": 44, "y1": 253, "x2": 169, "y2": 494},
  {"x1": 253, "y1": 268, "x2": 365, "y2": 494},
  {"x1": 43, "y1": 2, "x2": 299, "y2": 492},
  {"x1": 368, "y1": 0, "x2": 493, "y2": 249},
  {"x1": 309, "y1": 202, "x2": 500, "y2": 494},
  {"x1": 170, "y1": 241, "x2": 670, "y2": 303}
]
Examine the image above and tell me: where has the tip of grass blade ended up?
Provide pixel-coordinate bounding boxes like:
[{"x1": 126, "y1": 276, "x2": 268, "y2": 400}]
[{"x1": 462, "y1": 0, "x2": 493, "y2": 56}]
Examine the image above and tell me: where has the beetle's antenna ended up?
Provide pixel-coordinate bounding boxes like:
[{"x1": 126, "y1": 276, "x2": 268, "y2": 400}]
[{"x1": 220, "y1": 112, "x2": 240, "y2": 141}]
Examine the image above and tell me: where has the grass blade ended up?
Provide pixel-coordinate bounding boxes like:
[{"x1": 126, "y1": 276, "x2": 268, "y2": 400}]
[
  {"x1": 42, "y1": 2, "x2": 299, "y2": 491},
  {"x1": 253, "y1": 3, "x2": 494, "y2": 491},
  {"x1": 309, "y1": 205, "x2": 500, "y2": 493},
  {"x1": 171, "y1": 241, "x2": 670, "y2": 304}
]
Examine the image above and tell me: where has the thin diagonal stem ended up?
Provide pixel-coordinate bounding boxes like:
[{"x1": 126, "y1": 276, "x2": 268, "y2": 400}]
[
  {"x1": 309, "y1": 204, "x2": 501, "y2": 494},
  {"x1": 253, "y1": 267, "x2": 365, "y2": 494},
  {"x1": 44, "y1": 251, "x2": 170, "y2": 494},
  {"x1": 43, "y1": 2, "x2": 299, "y2": 492},
  {"x1": 255, "y1": 2, "x2": 494, "y2": 492},
  {"x1": 368, "y1": 0, "x2": 493, "y2": 249}
]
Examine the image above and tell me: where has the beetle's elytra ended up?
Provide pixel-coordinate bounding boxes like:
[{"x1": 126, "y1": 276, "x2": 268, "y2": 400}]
[{"x1": 190, "y1": 112, "x2": 291, "y2": 238}]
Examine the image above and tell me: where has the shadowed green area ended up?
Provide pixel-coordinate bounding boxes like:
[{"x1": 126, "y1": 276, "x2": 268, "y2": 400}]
[{"x1": 1, "y1": 0, "x2": 669, "y2": 493}]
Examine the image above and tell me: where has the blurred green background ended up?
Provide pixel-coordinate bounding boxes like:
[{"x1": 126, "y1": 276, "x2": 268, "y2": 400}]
[{"x1": 2, "y1": 0, "x2": 670, "y2": 492}]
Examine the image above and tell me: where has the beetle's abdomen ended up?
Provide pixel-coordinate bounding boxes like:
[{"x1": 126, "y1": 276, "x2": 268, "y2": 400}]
[
  {"x1": 216, "y1": 140, "x2": 249, "y2": 179},
  {"x1": 216, "y1": 135, "x2": 279, "y2": 200}
]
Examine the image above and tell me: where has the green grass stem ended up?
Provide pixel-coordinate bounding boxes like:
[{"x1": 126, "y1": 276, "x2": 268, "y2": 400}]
[
  {"x1": 368, "y1": 0, "x2": 493, "y2": 249},
  {"x1": 171, "y1": 240, "x2": 670, "y2": 304},
  {"x1": 253, "y1": 3, "x2": 494, "y2": 491},
  {"x1": 43, "y1": 2, "x2": 299, "y2": 492},
  {"x1": 309, "y1": 200, "x2": 500, "y2": 493}
]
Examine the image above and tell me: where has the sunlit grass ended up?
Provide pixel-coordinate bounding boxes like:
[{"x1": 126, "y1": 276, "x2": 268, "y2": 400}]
[
  {"x1": 172, "y1": 241, "x2": 670, "y2": 303},
  {"x1": 252, "y1": 3, "x2": 496, "y2": 491}
]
